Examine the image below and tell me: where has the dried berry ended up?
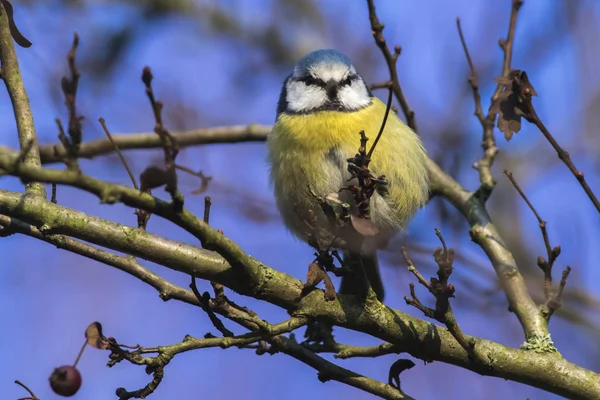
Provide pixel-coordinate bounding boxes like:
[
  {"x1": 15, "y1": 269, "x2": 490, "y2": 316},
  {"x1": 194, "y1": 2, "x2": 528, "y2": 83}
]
[{"x1": 50, "y1": 365, "x2": 81, "y2": 397}]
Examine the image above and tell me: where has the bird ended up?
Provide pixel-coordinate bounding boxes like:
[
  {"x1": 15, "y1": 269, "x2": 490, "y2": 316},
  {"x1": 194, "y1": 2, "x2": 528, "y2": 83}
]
[{"x1": 267, "y1": 49, "x2": 429, "y2": 301}]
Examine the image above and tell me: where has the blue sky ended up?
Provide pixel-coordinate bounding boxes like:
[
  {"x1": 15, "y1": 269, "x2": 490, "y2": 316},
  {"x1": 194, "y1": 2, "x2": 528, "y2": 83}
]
[{"x1": 2, "y1": 1, "x2": 600, "y2": 399}]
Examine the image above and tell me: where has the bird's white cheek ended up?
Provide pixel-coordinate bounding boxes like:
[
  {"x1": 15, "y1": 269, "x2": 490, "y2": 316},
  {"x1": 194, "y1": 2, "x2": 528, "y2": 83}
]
[
  {"x1": 338, "y1": 84, "x2": 371, "y2": 110},
  {"x1": 286, "y1": 81, "x2": 327, "y2": 113}
]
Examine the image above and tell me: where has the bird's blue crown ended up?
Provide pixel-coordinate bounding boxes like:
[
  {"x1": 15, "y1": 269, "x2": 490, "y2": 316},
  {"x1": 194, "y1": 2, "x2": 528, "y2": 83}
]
[{"x1": 294, "y1": 49, "x2": 353, "y2": 75}]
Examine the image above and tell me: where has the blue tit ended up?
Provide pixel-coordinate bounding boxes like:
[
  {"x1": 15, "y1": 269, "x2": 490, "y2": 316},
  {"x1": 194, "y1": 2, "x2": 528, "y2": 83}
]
[{"x1": 267, "y1": 49, "x2": 429, "y2": 301}]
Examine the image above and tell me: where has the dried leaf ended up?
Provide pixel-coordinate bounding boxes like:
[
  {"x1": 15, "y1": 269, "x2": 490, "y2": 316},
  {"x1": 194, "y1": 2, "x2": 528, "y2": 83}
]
[
  {"x1": 304, "y1": 263, "x2": 336, "y2": 301},
  {"x1": 85, "y1": 321, "x2": 109, "y2": 349},
  {"x1": 305, "y1": 262, "x2": 323, "y2": 288},
  {"x1": 491, "y1": 69, "x2": 539, "y2": 141},
  {"x1": 140, "y1": 165, "x2": 170, "y2": 192},
  {"x1": 490, "y1": 89, "x2": 522, "y2": 141},
  {"x1": 321, "y1": 271, "x2": 337, "y2": 301},
  {"x1": 388, "y1": 359, "x2": 415, "y2": 390}
]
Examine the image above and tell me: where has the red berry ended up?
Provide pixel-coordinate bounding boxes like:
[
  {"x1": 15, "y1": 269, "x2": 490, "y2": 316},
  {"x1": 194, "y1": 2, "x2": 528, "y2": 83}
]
[{"x1": 50, "y1": 365, "x2": 82, "y2": 397}]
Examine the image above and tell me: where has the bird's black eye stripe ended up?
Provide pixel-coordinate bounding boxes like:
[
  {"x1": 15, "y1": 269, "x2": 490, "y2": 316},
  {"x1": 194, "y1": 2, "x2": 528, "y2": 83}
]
[
  {"x1": 340, "y1": 74, "x2": 358, "y2": 87},
  {"x1": 299, "y1": 75, "x2": 326, "y2": 87}
]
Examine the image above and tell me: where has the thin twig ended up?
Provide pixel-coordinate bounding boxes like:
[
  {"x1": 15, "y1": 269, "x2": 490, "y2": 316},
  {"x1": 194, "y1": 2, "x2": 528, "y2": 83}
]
[
  {"x1": 367, "y1": 84, "x2": 393, "y2": 158},
  {"x1": 401, "y1": 230, "x2": 477, "y2": 358},
  {"x1": 456, "y1": 18, "x2": 484, "y2": 125},
  {"x1": 503, "y1": 169, "x2": 551, "y2": 258},
  {"x1": 366, "y1": 0, "x2": 416, "y2": 131},
  {"x1": 527, "y1": 111, "x2": 600, "y2": 214},
  {"x1": 64, "y1": 32, "x2": 82, "y2": 149},
  {"x1": 204, "y1": 196, "x2": 211, "y2": 224},
  {"x1": 175, "y1": 163, "x2": 212, "y2": 195},
  {"x1": 141, "y1": 66, "x2": 182, "y2": 209},
  {"x1": 15, "y1": 380, "x2": 39, "y2": 400},
  {"x1": 99, "y1": 117, "x2": 138, "y2": 190},
  {"x1": 73, "y1": 340, "x2": 87, "y2": 367},
  {"x1": 503, "y1": 169, "x2": 571, "y2": 320},
  {"x1": 190, "y1": 277, "x2": 234, "y2": 337},
  {"x1": 51, "y1": 183, "x2": 57, "y2": 203}
]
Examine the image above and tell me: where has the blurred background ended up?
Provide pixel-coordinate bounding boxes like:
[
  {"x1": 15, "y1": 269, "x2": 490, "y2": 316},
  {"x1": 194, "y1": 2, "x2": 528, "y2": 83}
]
[{"x1": 1, "y1": 0, "x2": 599, "y2": 399}]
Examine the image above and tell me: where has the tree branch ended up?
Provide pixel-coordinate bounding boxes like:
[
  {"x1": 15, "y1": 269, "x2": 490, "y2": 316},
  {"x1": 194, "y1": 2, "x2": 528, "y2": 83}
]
[
  {"x1": 28, "y1": 124, "x2": 271, "y2": 165},
  {"x1": 0, "y1": 1, "x2": 45, "y2": 197},
  {"x1": 0, "y1": 182, "x2": 598, "y2": 398},
  {"x1": 0, "y1": 213, "x2": 200, "y2": 306},
  {"x1": 366, "y1": 0, "x2": 416, "y2": 131},
  {"x1": 303, "y1": 341, "x2": 402, "y2": 360},
  {"x1": 364, "y1": 0, "x2": 545, "y2": 343},
  {"x1": 3, "y1": 123, "x2": 550, "y2": 341}
]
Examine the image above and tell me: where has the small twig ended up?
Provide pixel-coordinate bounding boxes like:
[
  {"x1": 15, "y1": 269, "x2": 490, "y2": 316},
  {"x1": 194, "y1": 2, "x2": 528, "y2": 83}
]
[
  {"x1": 527, "y1": 111, "x2": 600, "y2": 214},
  {"x1": 141, "y1": 66, "x2": 182, "y2": 210},
  {"x1": 51, "y1": 183, "x2": 57, "y2": 203},
  {"x1": 474, "y1": 0, "x2": 523, "y2": 201},
  {"x1": 401, "y1": 230, "x2": 477, "y2": 357},
  {"x1": 503, "y1": 170, "x2": 572, "y2": 320},
  {"x1": 190, "y1": 277, "x2": 234, "y2": 337},
  {"x1": 456, "y1": 18, "x2": 484, "y2": 124},
  {"x1": 503, "y1": 170, "x2": 551, "y2": 259},
  {"x1": 57, "y1": 32, "x2": 83, "y2": 170},
  {"x1": 556, "y1": 267, "x2": 572, "y2": 301},
  {"x1": 204, "y1": 196, "x2": 211, "y2": 224},
  {"x1": 15, "y1": 380, "x2": 39, "y2": 400},
  {"x1": 175, "y1": 163, "x2": 212, "y2": 195},
  {"x1": 65, "y1": 32, "x2": 82, "y2": 148},
  {"x1": 116, "y1": 367, "x2": 164, "y2": 399},
  {"x1": 367, "y1": 83, "x2": 393, "y2": 158},
  {"x1": 99, "y1": 117, "x2": 138, "y2": 190},
  {"x1": 73, "y1": 339, "x2": 87, "y2": 367},
  {"x1": 302, "y1": 340, "x2": 402, "y2": 359},
  {"x1": 368, "y1": 81, "x2": 391, "y2": 91},
  {"x1": 400, "y1": 247, "x2": 430, "y2": 289},
  {"x1": 366, "y1": 0, "x2": 416, "y2": 132}
]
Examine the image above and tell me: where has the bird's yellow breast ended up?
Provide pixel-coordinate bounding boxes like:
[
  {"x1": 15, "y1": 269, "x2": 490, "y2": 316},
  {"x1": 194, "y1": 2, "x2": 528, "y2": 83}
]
[
  {"x1": 267, "y1": 97, "x2": 429, "y2": 248},
  {"x1": 272, "y1": 99, "x2": 387, "y2": 153}
]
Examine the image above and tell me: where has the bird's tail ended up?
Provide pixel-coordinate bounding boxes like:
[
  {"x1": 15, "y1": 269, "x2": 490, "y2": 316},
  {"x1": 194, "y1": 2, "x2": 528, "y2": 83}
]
[{"x1": 339, "y1": 251, "x2": 384, "y2": 301}]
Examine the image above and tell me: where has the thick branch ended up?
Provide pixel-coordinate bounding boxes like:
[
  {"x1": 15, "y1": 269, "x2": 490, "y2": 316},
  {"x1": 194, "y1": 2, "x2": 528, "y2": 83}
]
[
  {"x1": 3, "y1": 126, "x2": 548, "y2": 340},
  {"x1": 0, "y1": 214, "x2": 200, "y2": 306},
  {"x1": 0, "y1": 152, "x2": 262, "y2": 289},
  {"x1": 0, "y1": 189, "x2": 597, "y2": 398},
  {"x1": 0, "y1": 2, "x2": 45, "y2": 196}
]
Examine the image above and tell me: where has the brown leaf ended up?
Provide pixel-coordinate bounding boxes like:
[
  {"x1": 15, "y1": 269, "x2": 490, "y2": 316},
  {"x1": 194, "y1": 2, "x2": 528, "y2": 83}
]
[
  {"x1": 140, "y1": 165, "x2": 170, "y2": 192},
  {"x1": 305, "y1": 262, "x2": 324, "y2": 288},
  {"x1": 497, "y1": 93, "x2": 522, "y2": 141},
  {"x1": 321, "y1": 272, "x2": 337, "y2": 301},
  {"x1": 491, "y1": 69, "x2": 539, "y2": 141},
  {"x1": 85, "y1": 321, "x2": 109, "y2": 350}
]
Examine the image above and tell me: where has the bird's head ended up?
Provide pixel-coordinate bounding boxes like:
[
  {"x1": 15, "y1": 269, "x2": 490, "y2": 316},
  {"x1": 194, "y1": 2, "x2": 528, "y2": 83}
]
[{"x1": 277, "y1": 49, "x2": 372, "y2": 115}]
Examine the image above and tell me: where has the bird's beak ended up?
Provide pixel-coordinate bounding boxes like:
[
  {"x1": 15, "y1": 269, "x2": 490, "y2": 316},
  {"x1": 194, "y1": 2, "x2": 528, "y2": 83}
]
[{"x1": 325, "y1": 79, "x2": 338, "y2": 100}]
